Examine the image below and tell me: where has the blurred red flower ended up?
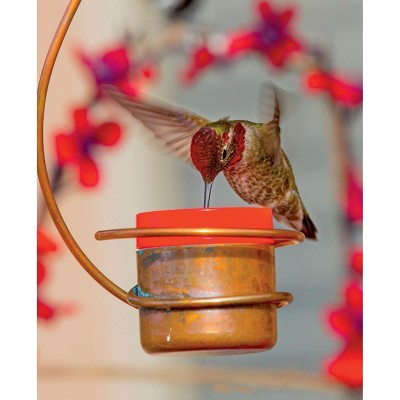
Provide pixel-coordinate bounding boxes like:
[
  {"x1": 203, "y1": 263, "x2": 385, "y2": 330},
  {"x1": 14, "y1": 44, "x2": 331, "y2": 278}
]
[
  {"x1": 325, "y1": 279, "x2": 362, "y2": 389},
  {"x1": 38, "y1": 228, "x2": 58, "y2": 254},
  {"x1": 227, "y1": 0, "x2": 302, "y2": 67},
  {"x1": 328, "y1": 280, "x2": 362, "y2": 341},
  {"x1": 37, "y1": 229, "x2": 58, "y2": 321},
  {"x1": 181, "y1": 44, "x2": 219, "y2": 84},
  {"x1": 55, "y1": 108, "x2": 122, "y2": 187},
  {"x1": 78, "y1": 44, "x2": 157, "y2": 98},
  {"x1": 349, "y1": 247, "x2": 363, "y2": 274},
  {"x1": 305, "y1": 70, "x2": 363, "y2": 107},
  {"x1": 326, "y1": 343, "x2": 363, "y2": 389},
  {"x1": 345, "y1": 167, "x2": 363, "y2": 223}
]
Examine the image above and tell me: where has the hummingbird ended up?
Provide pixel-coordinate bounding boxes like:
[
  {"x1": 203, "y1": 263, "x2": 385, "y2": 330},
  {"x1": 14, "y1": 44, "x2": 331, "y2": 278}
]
[{"x1": 103, "y1": 84, "x2": 317, "y2": 240}]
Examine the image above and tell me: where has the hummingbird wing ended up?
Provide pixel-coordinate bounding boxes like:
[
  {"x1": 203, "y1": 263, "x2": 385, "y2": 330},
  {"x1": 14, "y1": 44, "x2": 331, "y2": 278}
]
[
  {"x1": 258, "y1": 85, "x2": 282, "y2": 167},
  {"x1": 102, "y1": 84, "x2": 210, "y2": 163}
]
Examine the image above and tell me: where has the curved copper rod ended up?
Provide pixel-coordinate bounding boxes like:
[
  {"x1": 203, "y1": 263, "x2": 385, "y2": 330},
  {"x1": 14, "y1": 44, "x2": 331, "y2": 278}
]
[
  {"x1": 95, "y1": 228, "x2": 305, "y2": 248},
  {"x1": 126, "y1": 290, "x2": 293, "y2": 310},
  {"x1": 37, "y1": 0, "x2": 129, "y2": 304}
]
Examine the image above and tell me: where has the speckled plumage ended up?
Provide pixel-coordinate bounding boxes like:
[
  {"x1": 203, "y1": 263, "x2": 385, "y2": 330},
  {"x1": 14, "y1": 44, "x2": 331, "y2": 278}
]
[
  {"x1": 104, "y1": 84, "x2": 317, "y2": 239},
  {"x1": 223, "y1": 121, "x2": 308, "y2": 232}
]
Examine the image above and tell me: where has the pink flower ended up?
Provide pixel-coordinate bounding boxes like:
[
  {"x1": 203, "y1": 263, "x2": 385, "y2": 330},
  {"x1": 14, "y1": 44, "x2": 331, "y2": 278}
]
[
  {"x1": 305, "y1": 69, "x2": 363, "y2": 107},
  {"x1": 345, "y1": 167, "x2": 363, "y2": 224},
  {"x1": 54, "y1": 108, "x2": 122, "y2": 187},
  {"x1": 78, "y1": 44, "x2": 157, "y2": 98},
  {"x1": 227, "y1": 1, "x2": 302, "y2": 68}
]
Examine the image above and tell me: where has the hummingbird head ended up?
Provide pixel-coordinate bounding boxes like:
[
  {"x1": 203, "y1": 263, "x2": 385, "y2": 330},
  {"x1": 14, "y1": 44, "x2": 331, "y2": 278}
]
[{"x1": 190, "y1": 121, "x2": 246, "y2": 184}]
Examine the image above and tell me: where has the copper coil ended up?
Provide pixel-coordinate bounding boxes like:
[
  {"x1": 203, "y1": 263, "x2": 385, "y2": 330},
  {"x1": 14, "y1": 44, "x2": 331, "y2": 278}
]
[
  {"x1": 95, "y1": 227, "x2": 304, "y2": 248},
  {"x1": 127, "y1": 288, "x2": 293, "y2": 309}
]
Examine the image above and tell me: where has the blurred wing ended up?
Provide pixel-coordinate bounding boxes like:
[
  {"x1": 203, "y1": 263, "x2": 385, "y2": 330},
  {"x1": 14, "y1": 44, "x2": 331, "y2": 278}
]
[
  {"x1": 259, "y1": 83, "x2": 281, "y2": 166},
  {"x1": 258, "y1": 81, "x2": 280, "y2": 123},
  {"x1": 258, "y1": 81, "x2": 298, "y2": 122},
  {"x1": 103, "y1": 84, "x2": 210, "y2": 162}
]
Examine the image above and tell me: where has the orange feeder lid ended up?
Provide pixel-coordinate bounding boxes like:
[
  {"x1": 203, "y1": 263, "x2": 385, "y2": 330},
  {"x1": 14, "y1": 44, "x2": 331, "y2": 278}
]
[{"x1": 136, "y1": 207, "x2": 274, "y2": 249}]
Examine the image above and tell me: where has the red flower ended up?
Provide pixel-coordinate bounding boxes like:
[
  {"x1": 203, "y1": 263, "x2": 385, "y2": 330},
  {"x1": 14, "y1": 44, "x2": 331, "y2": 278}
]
[
  {"x1": 227, "y1": 1, "x2": 302, "y2": 68},
  {"x1": 305, "y1": 70, "x2": 363, "y2": 107},
  {"x1": 345, "y1": 167, "x2": 363, "y2": 223},
  {"x1": 38, "y1": 228, "x2": 58, "y2": 254},
  {"x1": 78, "y1": 44, "x2": 157, "y2": 98},
  {"x1": 325, "y1": 279, "x2": 363, "y2": 389},
  {"x1": 38, "y1": 298, "x2": 55, "y2": 321},
  {"x1": 326, "y1": 343, "x2": 363, "y2": 389},
  {"x1": 181, "y1": 44, "x2": 220, "y2": 84},
  {"x1": 37, "y1": 229, "x2": 76, "y2": 321},
  {"x1": 349, "y1": 247, "x2": 363, "y2": 274},
  {"x1": 54, "y1": 108, "x2": 122, "y2": 187},
  {"x1": 37, "y1": 229, "x2": 58, "y2": 321},
  {"x1": 328, "y1": 280, "x2": 362, "y2": 342}
]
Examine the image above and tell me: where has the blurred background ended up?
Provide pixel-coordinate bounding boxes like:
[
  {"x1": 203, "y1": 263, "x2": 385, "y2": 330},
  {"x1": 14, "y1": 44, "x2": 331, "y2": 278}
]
[{"x1": 37, "y1": 0, "x2": 362, "y2": 399}]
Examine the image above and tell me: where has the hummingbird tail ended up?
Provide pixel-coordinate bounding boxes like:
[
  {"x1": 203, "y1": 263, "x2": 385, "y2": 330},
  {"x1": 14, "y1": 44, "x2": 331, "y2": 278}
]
[{"x1": 301, "y1": 213, "x2": 318, "y2": 240}]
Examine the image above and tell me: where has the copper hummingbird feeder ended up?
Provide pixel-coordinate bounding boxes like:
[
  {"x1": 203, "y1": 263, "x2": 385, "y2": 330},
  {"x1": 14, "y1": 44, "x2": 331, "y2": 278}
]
[
  {"x1": 38, "y1": 0, "x2": 304, "y2": 355},
  {"x1": 95, "y1": 208, "x2": 303, "y2": 354}
]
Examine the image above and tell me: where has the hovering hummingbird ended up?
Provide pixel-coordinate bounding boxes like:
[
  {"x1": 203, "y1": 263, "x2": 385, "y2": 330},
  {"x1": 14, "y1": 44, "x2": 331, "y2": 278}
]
[{"x1": 103, "y1": 84, "x2": 317, "y2": 240}]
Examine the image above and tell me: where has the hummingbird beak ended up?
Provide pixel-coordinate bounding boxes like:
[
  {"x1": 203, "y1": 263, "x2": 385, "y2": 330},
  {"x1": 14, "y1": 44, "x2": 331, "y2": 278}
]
[{"x1": 203, "y1": 181, "x2": 214, "y2": 208}]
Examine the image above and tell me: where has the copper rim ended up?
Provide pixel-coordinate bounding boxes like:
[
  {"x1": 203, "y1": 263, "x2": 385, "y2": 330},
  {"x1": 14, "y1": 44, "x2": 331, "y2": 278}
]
[
  {"x1": 127, "y1": 289, "x2": 293, "y2": 310},
  {"x1": 95, "y1": 227, "x2": 304, "y2": 248}
]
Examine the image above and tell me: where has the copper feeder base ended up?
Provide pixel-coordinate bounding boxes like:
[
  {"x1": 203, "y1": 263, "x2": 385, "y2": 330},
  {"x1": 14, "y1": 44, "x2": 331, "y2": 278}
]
[{"x1": 127, "y1": 244, "x2": 292, "y2": 355}]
